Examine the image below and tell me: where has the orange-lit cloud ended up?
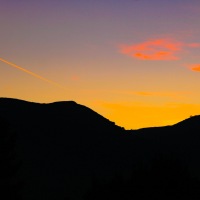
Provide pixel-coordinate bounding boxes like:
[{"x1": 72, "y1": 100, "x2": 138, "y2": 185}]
[
  {"x1": 0, "y1": 58, "x2": 65, "y2": 89},
  {"x1": 111, "y1": 90, "x2": 187, "y2": 99},
  {"x1": 131, "y1": 91, "x2": 182, "y2": 98},
  {"x1": 120, "y1": 39, "x2": 200, "y2": 61},
  {"x1": 187, "y1": 64, "x2": 200, "y2": 72}
]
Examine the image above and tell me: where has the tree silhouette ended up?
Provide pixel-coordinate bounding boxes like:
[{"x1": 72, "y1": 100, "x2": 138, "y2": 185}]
[
  {"x1": 84, "y1": 154, "x2": 200, "y2": 200},
  {"x1": 0, "y1": 117, "x2": 21, "y2": 199}
]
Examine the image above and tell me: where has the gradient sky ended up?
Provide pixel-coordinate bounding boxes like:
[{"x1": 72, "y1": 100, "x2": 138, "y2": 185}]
[{"x1": 1, "y1": 0, "x2": 200, "y2": 129}]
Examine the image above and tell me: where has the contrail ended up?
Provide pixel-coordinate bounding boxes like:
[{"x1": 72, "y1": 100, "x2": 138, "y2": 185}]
[{"x1": 0, "y1": 57, "x2": 65, "y2": 89}]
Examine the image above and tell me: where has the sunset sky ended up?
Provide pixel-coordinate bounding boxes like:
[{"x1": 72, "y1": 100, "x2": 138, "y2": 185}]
[{"x1": 1, "y1": 0, "x2": 200, "y2": 129}]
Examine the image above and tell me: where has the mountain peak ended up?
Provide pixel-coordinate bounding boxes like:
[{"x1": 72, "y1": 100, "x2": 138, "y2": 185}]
[
  {"x1": 50, "y1": 100, "x2": 77, "y2": 105},
  {"x1": 174, "y1": 115, "x2": 200, "y2": 128},
  {"x1": 0, "y1": 97, "x2": 121, "y2": 131}
]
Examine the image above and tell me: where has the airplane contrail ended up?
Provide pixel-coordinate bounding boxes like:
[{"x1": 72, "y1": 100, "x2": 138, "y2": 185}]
[{"x1": 0, "y1": 57, "x2": 65, "y2": 89}]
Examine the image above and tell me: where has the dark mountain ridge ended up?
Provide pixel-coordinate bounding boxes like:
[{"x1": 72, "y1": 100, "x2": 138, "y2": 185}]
[
  {"x1": 0, "y1": 98, "x2": 200, "y2": 200},
  {"x1": 0, "y1": 97, "x2": 119, "y2": 128}
]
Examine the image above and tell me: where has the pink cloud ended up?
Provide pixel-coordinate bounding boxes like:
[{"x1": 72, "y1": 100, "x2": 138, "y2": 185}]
[
  {"x1": 120, "y1": 38, "x2": 200, "y2": 61},
  {"x1": 120, "y1": 39, "x2": 182, "y2": 60},
  {"x1": 71, "y1": 75, "x2": 80, "y2": 81}
]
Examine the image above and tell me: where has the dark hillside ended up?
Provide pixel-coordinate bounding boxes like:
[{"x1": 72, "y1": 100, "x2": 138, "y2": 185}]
[{"x1": 1, "y1": 98, "x2": 200, "y2": 199}]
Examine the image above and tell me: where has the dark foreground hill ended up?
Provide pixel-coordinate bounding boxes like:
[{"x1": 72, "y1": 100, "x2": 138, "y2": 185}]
[{"x1": 0, "y1": 98, "x2": 200, "y2": 199}]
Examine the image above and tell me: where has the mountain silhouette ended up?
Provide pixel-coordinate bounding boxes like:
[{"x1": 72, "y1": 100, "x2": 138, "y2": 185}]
[{"x1": 0, "y1": 98, "x2": 200, "y2": 200}]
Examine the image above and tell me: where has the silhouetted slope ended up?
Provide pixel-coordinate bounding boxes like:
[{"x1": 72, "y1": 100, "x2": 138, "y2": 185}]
[
  {"x1": 0, "y1": 98, "x2": 128, "y2": 200},
  {"x1": 128, "y1": 115, "x2": 200, "y2": 178},
  {"x1": 174, "y1": 115, "x2": 200, "y2": 129},
  {"x1": 1, "y1": 98, "x2": 200, "y2": 200},
  {"x1": 0, "y1": 98, "x2": 121, "y2": 131}
]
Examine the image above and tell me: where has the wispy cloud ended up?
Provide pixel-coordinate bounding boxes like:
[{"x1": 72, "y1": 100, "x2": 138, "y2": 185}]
[
  {"x1": 82, "y1": 89, "x2": 188, "y2": 99},
  {"x1": 187, "y1": 43, "x2": 200, "y2": 48},
  {"x1": 119, "y1": 38, "x2": 200, "y2": 61}
]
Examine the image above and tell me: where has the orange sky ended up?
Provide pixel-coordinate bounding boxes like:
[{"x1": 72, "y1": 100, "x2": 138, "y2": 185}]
[{"x1": 1, "y1": 0, "x2": 200, "y2": 129}]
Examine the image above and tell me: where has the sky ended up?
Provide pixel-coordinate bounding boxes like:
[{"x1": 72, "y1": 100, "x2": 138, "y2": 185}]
[{"x1": 1, "y1": 0, "x2": 200, "y2": 129}]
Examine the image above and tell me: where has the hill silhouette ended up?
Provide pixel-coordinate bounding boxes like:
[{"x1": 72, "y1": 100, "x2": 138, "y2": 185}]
[{"x1": 0, "y1": 98, "x2": 200, "y2": 199}]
